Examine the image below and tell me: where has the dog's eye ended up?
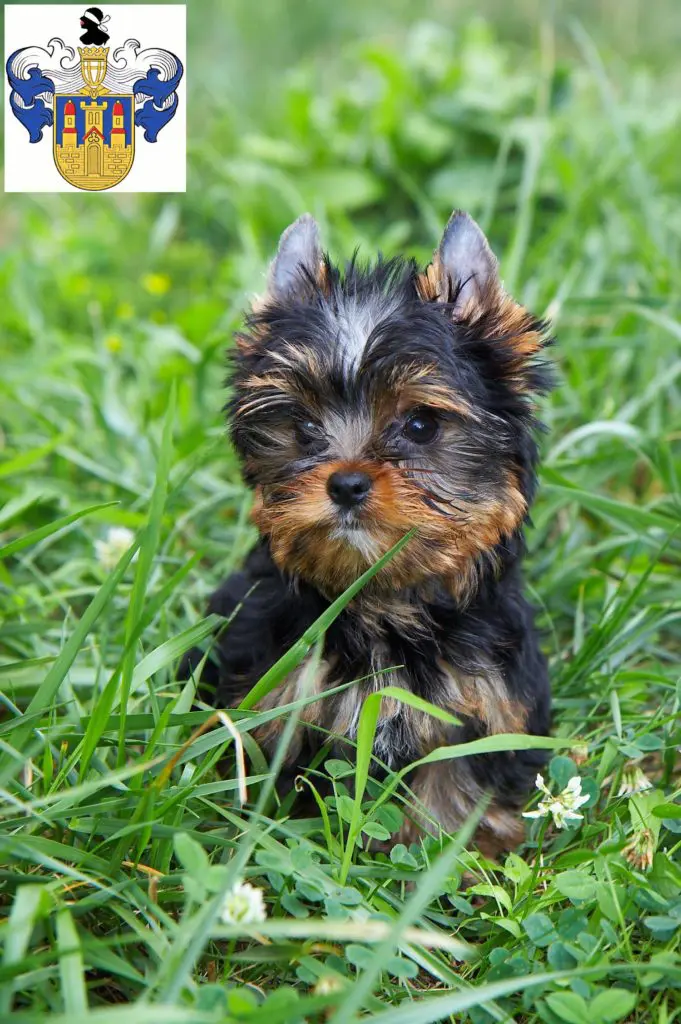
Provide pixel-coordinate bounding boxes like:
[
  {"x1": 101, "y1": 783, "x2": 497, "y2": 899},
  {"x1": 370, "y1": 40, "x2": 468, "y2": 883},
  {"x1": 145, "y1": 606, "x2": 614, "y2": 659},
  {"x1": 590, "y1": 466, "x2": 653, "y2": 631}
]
[
  {"x1": 403, "y1": 409, "x2": 440, "y2": 444},
  {"x1": 294, "y1": 418, "x2": 325, "y2": 451}
]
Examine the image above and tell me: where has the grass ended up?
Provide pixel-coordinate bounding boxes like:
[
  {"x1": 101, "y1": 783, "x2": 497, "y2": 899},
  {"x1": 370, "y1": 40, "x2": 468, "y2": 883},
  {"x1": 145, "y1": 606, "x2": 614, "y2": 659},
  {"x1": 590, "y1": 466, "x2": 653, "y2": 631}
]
[{"x1": 1, "y1": 6, "x2": 681, "y2": 1022}]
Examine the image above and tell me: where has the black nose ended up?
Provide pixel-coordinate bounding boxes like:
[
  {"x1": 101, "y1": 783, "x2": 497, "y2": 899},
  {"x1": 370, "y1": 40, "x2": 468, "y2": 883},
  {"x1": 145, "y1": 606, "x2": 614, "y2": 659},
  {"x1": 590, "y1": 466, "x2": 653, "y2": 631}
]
[{"x1": 327, "y1": 470, "x2": 373, "y2": 509}]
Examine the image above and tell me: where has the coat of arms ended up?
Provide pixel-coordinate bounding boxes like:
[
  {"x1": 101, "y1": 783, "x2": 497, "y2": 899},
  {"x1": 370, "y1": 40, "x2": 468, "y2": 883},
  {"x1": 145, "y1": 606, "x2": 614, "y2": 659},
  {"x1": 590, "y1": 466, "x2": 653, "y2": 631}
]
[{"x1": 6, "y1": 6, "x2": 184, "y2": 192}]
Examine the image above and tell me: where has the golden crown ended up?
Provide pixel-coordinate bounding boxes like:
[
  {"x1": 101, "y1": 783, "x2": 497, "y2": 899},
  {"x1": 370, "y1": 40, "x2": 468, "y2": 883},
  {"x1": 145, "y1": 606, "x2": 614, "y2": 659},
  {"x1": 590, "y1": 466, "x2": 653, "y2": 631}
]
[{"x1": 78, "y1": 46, "x2": 109, "y2": 60}]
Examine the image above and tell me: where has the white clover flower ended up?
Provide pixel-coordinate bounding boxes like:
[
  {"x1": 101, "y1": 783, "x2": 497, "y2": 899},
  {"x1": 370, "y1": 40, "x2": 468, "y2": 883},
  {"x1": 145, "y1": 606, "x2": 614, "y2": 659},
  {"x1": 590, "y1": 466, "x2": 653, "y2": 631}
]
[
  {"x1": 618, "y1": 764, "x2": 653, "y2": 797},
  {"x1": 94, "y1": 526, "x2": 137, "y2": 571},
  {"x1": 561, "y1": 776, "x2": 590, "y2": 812},
  {"x1": 219, "y1": 881, "x2": 267, "y2": 926},
  {"x1": 523, "y1": 773, "x2": 590, "y2": 829},
  {"x1": 622, "y1": 828, "x2": 655, "y2": 871}
]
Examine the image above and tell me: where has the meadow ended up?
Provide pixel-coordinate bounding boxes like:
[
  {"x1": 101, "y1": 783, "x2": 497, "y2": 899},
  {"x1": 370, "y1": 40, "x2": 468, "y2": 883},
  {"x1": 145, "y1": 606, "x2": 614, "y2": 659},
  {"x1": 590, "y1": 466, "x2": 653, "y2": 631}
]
[{"x1": 1, "y1": 3, "x2": 681, "y2": 1021}]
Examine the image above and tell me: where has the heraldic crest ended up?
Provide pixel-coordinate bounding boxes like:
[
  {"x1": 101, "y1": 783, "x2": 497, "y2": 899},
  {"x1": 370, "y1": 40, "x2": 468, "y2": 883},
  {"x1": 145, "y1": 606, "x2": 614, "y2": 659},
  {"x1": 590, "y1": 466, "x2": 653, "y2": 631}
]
[{"x1": 6, "y1": 8, "x2": 183, "y2": 191}]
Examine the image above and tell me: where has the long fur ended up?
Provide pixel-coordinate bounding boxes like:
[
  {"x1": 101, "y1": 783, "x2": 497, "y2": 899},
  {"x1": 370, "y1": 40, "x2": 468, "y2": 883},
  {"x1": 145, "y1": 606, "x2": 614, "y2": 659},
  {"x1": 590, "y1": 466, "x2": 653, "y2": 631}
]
[{"x1": 181, "y1": 217, "x2": 554, "y2": 849}]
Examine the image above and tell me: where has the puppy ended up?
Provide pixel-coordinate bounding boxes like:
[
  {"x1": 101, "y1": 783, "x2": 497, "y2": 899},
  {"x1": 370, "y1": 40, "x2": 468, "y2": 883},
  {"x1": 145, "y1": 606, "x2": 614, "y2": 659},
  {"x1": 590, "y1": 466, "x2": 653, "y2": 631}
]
[{"x1": 182, "y1": 210, "x2": 553, "y2": 849}]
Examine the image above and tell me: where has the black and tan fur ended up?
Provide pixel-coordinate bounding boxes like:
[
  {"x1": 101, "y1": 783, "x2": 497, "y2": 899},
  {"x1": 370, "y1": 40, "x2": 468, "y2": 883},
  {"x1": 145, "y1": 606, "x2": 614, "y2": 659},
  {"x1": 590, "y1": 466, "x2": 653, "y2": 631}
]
[{"x1": 181, "y1": 210, "x2": 554, "y2": 850}]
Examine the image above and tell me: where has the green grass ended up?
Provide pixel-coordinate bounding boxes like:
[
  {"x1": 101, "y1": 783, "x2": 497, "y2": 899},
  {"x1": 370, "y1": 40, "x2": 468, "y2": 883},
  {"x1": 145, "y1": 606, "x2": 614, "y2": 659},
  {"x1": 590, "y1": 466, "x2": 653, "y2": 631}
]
[{"x1": 1, "y1": 7, "x2": 681, "y2": 1022}]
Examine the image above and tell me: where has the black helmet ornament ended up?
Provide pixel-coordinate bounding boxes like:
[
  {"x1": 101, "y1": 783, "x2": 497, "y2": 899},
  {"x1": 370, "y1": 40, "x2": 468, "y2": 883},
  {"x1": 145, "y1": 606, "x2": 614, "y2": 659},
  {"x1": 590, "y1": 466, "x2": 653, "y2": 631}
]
[{"x1": 79, "y1": 7, "x2": 111, "y2": 46}]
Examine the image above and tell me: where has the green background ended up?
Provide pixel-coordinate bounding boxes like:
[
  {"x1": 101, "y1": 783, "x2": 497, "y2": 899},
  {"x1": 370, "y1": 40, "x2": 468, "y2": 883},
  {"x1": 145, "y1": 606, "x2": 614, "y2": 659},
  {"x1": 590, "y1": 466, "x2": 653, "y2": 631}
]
[{"x1": 1, "y1": 2, "x2": 680, "y2": 1020}]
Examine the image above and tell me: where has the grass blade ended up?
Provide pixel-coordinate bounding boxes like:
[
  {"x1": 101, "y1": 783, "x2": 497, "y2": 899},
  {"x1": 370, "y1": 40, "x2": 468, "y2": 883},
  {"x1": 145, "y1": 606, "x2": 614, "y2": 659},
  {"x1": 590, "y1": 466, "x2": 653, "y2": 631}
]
[
  {"x1": 0, "y1": 884, "x2": 50, "y2": 1014},
  {"x1": 238, "y1": 529, "x2": 416, "y2": 710},
  {"x1": 56, "y1": 908, "x2": 88, "y2": 1014},
  {"x1": 117, "y1": 386, "x2": 176, "y2": 765},
  {"x1": 0, "y1": 502, "x2": 119, "y2": 560},
  {"x1": 0, "y1": 540, "x2": 139, "y2": 779}
]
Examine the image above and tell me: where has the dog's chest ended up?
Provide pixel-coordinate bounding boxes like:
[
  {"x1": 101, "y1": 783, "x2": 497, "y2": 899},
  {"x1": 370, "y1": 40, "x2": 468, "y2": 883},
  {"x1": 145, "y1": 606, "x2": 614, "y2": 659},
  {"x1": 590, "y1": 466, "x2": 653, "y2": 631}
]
[
  {"x1": 325, "y1": 652, "x2": 431, "y2": 768},
  {"x1": 319, "y1": 620, "x2": 522, "y2": 768},
  {"x1": 259, "y1": 607, "x2": 521, "y2": 770},
  {"x1": 320, "y1": 627, "x2": 451, "y2": 769}
]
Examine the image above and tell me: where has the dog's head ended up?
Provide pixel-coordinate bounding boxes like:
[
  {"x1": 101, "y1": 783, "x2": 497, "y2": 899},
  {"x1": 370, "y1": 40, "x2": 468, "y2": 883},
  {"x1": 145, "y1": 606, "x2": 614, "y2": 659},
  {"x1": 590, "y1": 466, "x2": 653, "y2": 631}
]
[{"x1": 229, "y1": 211, "x2": 553, "y2": 596}]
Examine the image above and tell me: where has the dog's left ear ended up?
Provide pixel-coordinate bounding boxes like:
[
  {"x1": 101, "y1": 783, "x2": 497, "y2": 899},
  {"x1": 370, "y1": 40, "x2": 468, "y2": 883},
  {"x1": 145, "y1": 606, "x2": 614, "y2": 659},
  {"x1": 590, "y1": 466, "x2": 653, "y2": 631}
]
[
  {"x1": 266, "y1": 214, "x2": 322, "y2": 301},
  {"x1": 426, "y1": 211, "x2": 500, "y2": 314}
]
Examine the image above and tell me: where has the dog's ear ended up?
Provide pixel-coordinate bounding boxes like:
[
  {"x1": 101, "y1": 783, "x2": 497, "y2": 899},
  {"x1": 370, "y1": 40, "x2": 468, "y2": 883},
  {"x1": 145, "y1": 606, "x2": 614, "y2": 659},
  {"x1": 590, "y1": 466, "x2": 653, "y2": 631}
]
[
  {"x1": 266, "y1": 214, "x2": 322, "y2": 300},
  {"x1": 434, "y1": 211, "x2": 500, "y2": 315}
]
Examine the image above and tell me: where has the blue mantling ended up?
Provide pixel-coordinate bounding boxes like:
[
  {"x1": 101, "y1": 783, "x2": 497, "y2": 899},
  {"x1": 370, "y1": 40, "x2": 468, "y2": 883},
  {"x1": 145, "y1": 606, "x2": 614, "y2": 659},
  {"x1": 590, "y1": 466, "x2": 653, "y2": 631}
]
[
  {"x1": 6, "y1": 49, "x2": 55, "y2": 142},
  {"x1": 133, "y1": 58, "x2": 183, "y2": 142}
]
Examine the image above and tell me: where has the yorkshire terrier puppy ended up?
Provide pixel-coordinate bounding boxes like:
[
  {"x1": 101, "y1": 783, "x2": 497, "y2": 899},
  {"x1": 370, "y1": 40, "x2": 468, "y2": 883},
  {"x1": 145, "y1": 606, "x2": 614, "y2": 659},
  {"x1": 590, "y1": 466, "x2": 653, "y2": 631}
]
[{"x1": 183, "y1": 210, "x2": 553, "y2": 849}]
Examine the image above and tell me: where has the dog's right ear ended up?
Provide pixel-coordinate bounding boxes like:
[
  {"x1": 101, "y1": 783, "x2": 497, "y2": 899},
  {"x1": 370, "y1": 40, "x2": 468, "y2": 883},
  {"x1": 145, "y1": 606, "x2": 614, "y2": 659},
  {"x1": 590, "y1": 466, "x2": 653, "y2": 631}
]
[
  {"x1": 435, "y1": 211, "x2": 500, "y2": 315},
  {"x1": 266, "y1": 214, "x2": 322, "y2": 301}
]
